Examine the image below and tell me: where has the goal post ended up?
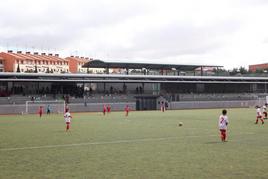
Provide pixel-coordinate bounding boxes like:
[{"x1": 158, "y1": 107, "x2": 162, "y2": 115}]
[{"x1": 25, "y1": 100, "x2": 66, "y2": 114}]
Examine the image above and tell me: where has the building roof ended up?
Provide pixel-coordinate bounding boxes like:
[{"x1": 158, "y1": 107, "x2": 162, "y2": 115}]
[
  {"x1": 0, "y1": 51, "x2": 68, "y2": 62},
  {"x1": 83, "y1": 59, "x2": 223, "y2": 71},
  {"x1": 0, "y1": 72, "x2": 267, "y2": 84},
  {"x1": 66, "y1": 56, "x2": 91, "y2": 63}
]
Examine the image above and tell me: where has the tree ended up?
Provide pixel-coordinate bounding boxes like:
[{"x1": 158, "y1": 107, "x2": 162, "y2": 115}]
[
  {"x1": 213, "y1": 67, "x2": 228, "y2": 74},
  {"x1": 238, "y1": 66, "x2": 248, "y2": 74},
  {"x1": 229, "y1": 68, "x2": 238, "y2": 76}
]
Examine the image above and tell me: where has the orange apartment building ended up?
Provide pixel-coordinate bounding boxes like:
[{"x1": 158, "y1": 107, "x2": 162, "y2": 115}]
[
  {"x1": 66, "y1": 56, "x2": 91, "y2": 73},
  {"x1": 249, "y1": 63, "x2": 268, "y2": 72},
  {"x1": 0, "y1": 57, "x2": 4, "y2": 72},
  {"x1": 66, "y1": 56, "x2": 107, "y2": 74},
  {"x1": 0, "y1": 51, "x2": 92, "y2": 73}
]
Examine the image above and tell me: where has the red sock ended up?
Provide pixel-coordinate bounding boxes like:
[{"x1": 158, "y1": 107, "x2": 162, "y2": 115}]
[
  {"x1": 220, "y1": 130, "x2": 226, "y2": 141},
  {"x1": 220, "y1": 130, "x2": 224, "y2": 141}
]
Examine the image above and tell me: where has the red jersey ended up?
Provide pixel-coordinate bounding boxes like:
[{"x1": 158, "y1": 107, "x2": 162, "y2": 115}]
[
  {"x1": 38, "y1": 107, "x2": 43, "y2": 114},
  {"x1": 103, "y1": 105, "x2": 107, "y2": 115},
  {"x1": 125, "y1": 105, "x2": 129, "y2": 112},
  {"x1": 107, "y1": 105, "x2": 111, "y2": 113},
  {"x1": 103, "y1": 105, "x2": 107, "y2": 112}
]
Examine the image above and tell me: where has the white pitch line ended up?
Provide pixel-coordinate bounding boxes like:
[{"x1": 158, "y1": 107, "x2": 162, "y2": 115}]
[
  {"x1": 0, "y1": 132, "x2": 255, "y2": 152},
  {"x1": 0, "y1": 135, "x2": 215, "y2": 152}
]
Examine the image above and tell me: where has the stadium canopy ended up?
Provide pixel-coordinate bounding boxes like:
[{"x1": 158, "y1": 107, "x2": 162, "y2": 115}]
[{"x1": 82, "y1": 59, "x2": 223, "y2": 75}]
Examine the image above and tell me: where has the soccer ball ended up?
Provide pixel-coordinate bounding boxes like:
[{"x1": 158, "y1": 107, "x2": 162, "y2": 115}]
[{"x1": 178, "y1": 122, "x2": 183, "y2": 126}]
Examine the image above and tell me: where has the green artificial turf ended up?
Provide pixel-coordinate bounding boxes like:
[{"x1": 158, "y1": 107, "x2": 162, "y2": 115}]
[{"x1": 0, "y1": 108, "x2": 268, "y2": 179}]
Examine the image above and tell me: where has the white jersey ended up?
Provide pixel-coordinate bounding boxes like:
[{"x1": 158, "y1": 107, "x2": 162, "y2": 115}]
[
  {"x1": 262, "y1": 106, "x2": 267, "y2": 112},
  {"x1": 218, "y1": 115, "x2": 229, "y2": 130},
  {"x1": 64, "y1": 112, "x2": 72, "y2": 123},
  {"x1": 256, "y1": 108, "x2": 262, "y2": 116}
]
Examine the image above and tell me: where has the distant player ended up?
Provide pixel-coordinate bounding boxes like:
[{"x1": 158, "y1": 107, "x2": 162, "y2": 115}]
[
  {"x1": 125, "y1": 104, "x2": 130, "y2": 116},
  {"x1": 107, "y1": 104, "x2": 111, "y2": 113},
  {"x1": 65, "y1": 104, "x2": 69, "y2": 113},
  {"x1": 218, "y1": 109, "x2": 229, "y2": 142},
  {"x1": 103, "y1": 104, "x2": 107, "y2": 115},
  {"x1": 160, "y1": 101, "x2": 165, "y2": 112},
  {"x1": 38, "y1": 106, "x2": 43, "y2": 118},
  {"x1": 64, "y1": 109, "x2": 72, "y2": 132},
  {"x1": 255, "y1": 106, "x2": 264, "y2": 124},
  {"x1": 262, "y1": 105, "x2": 267, "y2": 119},
  {"x1": 46, "y1": 104, "x2": 51, "y2": 115}
]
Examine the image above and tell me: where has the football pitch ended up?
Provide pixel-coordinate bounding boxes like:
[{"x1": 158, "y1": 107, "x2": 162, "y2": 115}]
[{"x1": 0, "y1": 108, "x2": 268, "y2": 179}]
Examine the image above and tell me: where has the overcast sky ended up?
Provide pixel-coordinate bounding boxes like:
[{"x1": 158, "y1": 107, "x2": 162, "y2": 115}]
[{"x1": 1, "y1": 0, "x2": 268, "y2": 69}]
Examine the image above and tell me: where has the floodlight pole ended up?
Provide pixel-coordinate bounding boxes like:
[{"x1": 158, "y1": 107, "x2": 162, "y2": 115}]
[{"x1": 265, "y1": 81, "x2": 267, "y2": 93}]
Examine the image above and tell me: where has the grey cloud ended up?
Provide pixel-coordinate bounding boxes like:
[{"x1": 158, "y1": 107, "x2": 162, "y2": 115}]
[
  {"x1": 0, "y1": 0, "x2": 146, "y2": 49},
  {"x1": 0, "y1": 0, "x2": 146, "y2": 29},
  {"x1": 108, "y1": 20, "x2": 241, "y2": 59},
  {"x1": 1, "y1": 31, "x2": 77, "y2": 50}
]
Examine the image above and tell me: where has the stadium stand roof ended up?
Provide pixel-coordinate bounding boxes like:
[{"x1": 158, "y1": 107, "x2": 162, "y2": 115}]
[
  {"x1": 82, "y1": 59, "x2": 223, "y2": 71},
  {"x1": 0, "y1": 72, "x2": 268, "y2": 84}
]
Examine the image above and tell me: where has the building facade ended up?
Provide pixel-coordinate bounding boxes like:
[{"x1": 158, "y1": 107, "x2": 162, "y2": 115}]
[
  {"x1": 249, "y1": 63, "x2": 268, "y2": 72},
  {"x1": 0, "y1": 51, "x2": 69, "y2": 73},
  {"x1": 66, "y1": 56, "x2": 90, "y2": 73},
  {"x1": 0, "y1": 57, "x2": 4, "y2": 72},
  {"x1": 0, "y1": 51, "x2": 95, "y2": 73}
]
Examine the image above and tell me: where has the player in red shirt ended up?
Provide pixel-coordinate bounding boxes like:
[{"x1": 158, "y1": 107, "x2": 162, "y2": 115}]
[
  {"x1": 107, "y1": 104, "x2": 111, "y2": 113},
  {"x1": 125, "y1": 104, "x2": 130, "y2": 116},
  {"x1": 103, "y1": 104, "x2": 107, "y2": 115},
  {"x1": 38, "y1": 106, "x2": 43, "y2": 118}
]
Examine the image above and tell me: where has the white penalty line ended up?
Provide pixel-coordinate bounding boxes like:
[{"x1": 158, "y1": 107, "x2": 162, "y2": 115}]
[{"x1": 0, "y1": 132, "x2": 254, "y2": 152}]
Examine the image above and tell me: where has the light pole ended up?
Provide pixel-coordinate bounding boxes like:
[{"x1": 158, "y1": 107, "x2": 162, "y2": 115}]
[{"x1": 264, "y1": 70, "x2": 268, "y2": 93}]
